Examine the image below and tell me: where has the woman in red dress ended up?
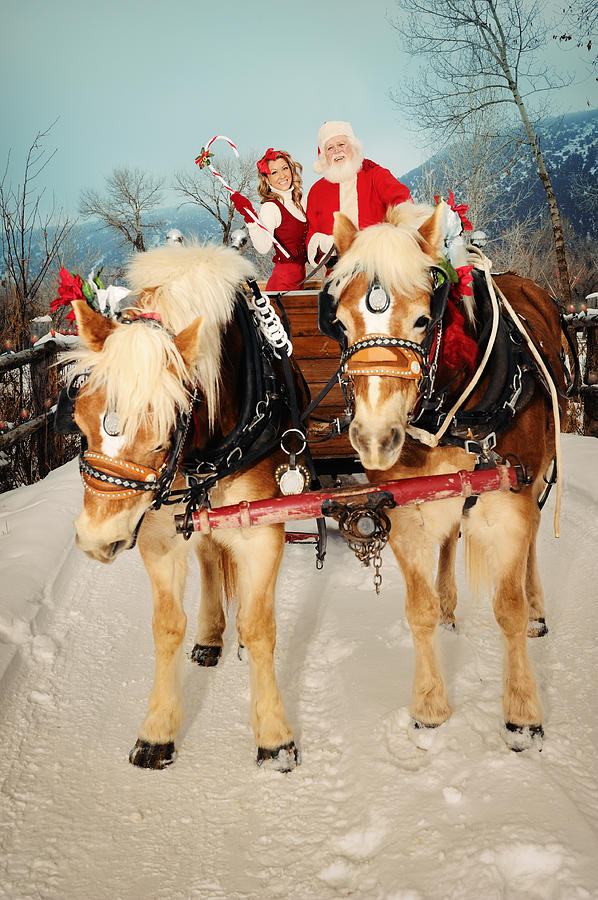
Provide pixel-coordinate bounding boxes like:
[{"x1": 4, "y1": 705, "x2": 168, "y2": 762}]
[{"x1": 231, "y1": 149, "x2": 308, "y2": 292}]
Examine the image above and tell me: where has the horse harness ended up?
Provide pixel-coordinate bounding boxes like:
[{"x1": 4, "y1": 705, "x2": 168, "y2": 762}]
[
  {"x1": 316, "y1": 265, "x2": 567, "y2": 463},
  {"x1": 55, "y1": 285, "x2": 326, "y2": 558}
]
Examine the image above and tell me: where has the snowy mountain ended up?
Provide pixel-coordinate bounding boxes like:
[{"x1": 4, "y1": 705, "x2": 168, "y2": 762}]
[
  {"x1": 62, "y1": 204, "x2": 224, "y2": 274},
  {"x1": 400, "y1": 108, "x2": 598, "y2": 238}
]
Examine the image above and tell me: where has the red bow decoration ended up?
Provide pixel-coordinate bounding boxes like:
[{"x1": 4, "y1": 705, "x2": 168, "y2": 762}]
[
  {"x1": 435, "y1": 190, "x2": 473, "y2": 231},
  {"x1": 195, "y1": 147, "x2": 214, "y2": 169},
  {"x1": 257, "y1": 148, "x2": 280, "y2": 174},
  {"x1": 451, "y1": 264, "x2": 475, "y2": 301},
  {"x1": 50, "y1": 268, "x2": 84, "y2": 324}
]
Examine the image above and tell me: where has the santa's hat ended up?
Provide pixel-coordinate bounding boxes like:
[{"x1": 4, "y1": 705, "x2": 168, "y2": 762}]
[{"x1": 314, "y1": 121, "x2": 357, "y2": 173}]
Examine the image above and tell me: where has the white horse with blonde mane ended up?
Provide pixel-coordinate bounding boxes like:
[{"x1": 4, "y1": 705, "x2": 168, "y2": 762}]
[
  {"x1": 327, "y1": 202, "x2": 565, "y2": 751},
  {"x1": 70, "y1": 243, "x2": 298, "y2": 771}
]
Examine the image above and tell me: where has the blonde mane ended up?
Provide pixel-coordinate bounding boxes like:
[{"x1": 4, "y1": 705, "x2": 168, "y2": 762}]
[
  {"x1": 332, "y1": 202, "x2": 438, "y2": 299},
  {"x1": 74, "y1": 324, "x2": 191, "y2": 446},
  {"x1": 72, "y1": 242, "x2": 255, "y2": 441}
]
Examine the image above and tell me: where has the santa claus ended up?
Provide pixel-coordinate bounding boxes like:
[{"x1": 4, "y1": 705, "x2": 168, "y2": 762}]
[{"x1": 305, "y1": 121, "x2": 412, "y2": 266}]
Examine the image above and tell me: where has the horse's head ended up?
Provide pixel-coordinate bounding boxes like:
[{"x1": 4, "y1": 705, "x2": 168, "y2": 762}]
[
  {"x1": 330, "y1": 202, "x2": 446, "y2": 471},
  {"x1": 71, "y1": 299, "x2": 203, "y2": 563}
]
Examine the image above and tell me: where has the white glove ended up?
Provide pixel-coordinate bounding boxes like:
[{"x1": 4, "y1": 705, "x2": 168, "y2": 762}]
[{"x1": 308, "y1": 232, "x2": 334, "y2": 267}]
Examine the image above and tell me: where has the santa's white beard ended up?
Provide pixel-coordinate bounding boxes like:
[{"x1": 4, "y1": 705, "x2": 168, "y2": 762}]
[{"x1": 320, "y1": 151, "x2": 363, "y2": 184}]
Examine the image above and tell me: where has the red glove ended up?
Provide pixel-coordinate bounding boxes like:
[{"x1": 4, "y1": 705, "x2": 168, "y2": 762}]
[{"x1": 230, "y1": 191, "x2": 256, "y2": 224}]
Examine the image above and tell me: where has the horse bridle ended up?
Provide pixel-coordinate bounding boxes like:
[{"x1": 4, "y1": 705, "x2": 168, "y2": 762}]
[
  {"x1": 77, "y1": 402, "x2": 194, "y2": 508},
  {"x1": 55, "y1": 313, "x2": 195, "y2": 509},
  {"x1": 319, "y1": 266, "x2": 450, "y2": 399}
]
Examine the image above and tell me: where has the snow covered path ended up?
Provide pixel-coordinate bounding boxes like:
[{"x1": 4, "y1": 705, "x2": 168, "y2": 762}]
[{"x1": 1, "y1": 436, "x2": 598, "y2": 899}]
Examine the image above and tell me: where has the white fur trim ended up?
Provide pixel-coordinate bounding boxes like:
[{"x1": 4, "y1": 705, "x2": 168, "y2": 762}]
[
  {"x1": 318, "y1": 121, "x2": 355, "y2": 150},
  {"x1": 314, "y1": 122, "x2": 359, "y2": 173},
  {"x1": 339, "y1": 177, "x2": 359, "y2": 227}
]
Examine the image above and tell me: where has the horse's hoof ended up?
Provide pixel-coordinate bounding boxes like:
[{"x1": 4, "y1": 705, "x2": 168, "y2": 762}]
[
  {"x1": 408, "y1": 718, "x2": 441, "y2": 750},
  {"x1": 440, "y1": 620, "x2": 456, "y2": 632},
  {"x1": 256, "y1": 741, "x2": 300, "y2": 773},
  {"x1": 527, "y1": 617, "x2": 548, "y2": 638},
  {"x1": 237, "y1": 644, "x2": 248, "y2": 662},
  {"x1": 190, "y1": 644, "x2": 222, "y2": 667},
  {"x1": 503, "y1": 722, "x2": 544, "y2": 752},
  {"x1": 129, "y1": 739, "x2": 177, "y2": 769}
]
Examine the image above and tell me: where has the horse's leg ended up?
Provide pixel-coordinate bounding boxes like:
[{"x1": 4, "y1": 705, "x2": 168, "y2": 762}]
[
  {"x1": 129, "y1": 523, "x2": 188, "y2": 769},
  {"x1": 467, "y1": 493, "x2": 543, "y2": 750},
  {"x1": 190, "y1": 537, "x2": 227, "y2": 666},
  {"x1": 231, "y1": 523, "x2": 298, "y2": 771},
  {"x1": 525, "y1": 502, "x2": 548, "y2": 637},
  {"x1": 436, "y1": 522, "x2": 459, "y2": 630},
  {"x1": 388, "y1": 510, "x2": 452, "y2": 728}
]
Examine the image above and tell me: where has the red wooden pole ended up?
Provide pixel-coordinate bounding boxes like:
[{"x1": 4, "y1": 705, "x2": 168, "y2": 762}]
[{"x1": 175, "y1": 466, "x2": 518, "y2": 535}]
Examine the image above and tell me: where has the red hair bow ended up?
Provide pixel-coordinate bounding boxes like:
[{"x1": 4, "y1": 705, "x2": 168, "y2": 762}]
[{"x1": 257, "y1": 148, "x2": 280, "y2": 174}]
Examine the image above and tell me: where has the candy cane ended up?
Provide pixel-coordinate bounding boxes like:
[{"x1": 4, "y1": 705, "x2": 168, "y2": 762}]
[{"x1": 195, "y1": 135, "x2": 290, "y2": 258}]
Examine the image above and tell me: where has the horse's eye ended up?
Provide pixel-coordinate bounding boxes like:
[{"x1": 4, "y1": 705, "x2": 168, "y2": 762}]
[{"x1": 414, "y1": 315, "x2": 430, "y2": 329}]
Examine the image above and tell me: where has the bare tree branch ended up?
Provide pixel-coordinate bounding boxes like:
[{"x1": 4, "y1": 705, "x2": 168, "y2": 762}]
[
  {"x1": 553, "y1": 1, "x2": 598, "y2": 70},
  {"x1": 173, "y1": 152, "x2": 258, "y2": 245},
  {"x1": 79, "y1": 166, "x2": 165, "y2": 252},
  {"x1": 0, "y1": 124, "x2": 72, "y2": 348},
  {"x1": 390, "y1": 0, "x2": 575, "y2": 305}
]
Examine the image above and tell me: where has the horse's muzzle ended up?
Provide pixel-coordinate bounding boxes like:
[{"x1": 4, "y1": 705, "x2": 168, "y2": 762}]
[
  {"x1": 74, "y1": 507, "x2": 144, "y2": 563},
  {"x1": 349, "y1": 420, "x2": 405, "y2": 471}
]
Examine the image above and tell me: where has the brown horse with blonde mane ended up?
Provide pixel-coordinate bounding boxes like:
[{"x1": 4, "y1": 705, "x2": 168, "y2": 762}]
[
  {"x1": 327, "y1": 201, "x2": 565, "y2": 751},
  {"x1": 68, "y1": 243, "x2": 299, "y2": 771}
]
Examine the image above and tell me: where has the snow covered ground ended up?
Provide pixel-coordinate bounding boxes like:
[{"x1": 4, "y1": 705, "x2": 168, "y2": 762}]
[{"x1": 1, "y1": 434, "x2": 597, "y2": 900}]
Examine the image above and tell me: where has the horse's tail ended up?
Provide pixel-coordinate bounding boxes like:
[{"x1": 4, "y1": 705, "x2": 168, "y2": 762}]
[
  {"x1": 220, "y1": 547, "x2": 238, "y2": 610},
  {"x1": 463, "y1": 534, "x2": 492, "y2": 598}
]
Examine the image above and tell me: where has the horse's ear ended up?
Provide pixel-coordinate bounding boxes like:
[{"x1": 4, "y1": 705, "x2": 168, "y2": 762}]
[
  {"x1": 333, "y1": 212, "x2": 358, "y2": 257},
  {"x1": 418, "y1": 202, "x2": 446, "y2": 259},
  {"x1": 174, "y1": 316, "x2": 204, "y2": 372},
  {"x1": 72, "y1": 299, "x2": 116, "y2": 351}
]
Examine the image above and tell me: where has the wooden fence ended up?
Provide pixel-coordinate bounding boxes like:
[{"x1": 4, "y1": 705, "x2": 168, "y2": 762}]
[{"x1": 0, "y1": 341, "x2": 78, "y2": 492}]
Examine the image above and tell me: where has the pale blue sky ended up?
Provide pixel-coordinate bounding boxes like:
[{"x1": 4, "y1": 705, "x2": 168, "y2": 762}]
[{"x1": 1, "y1": 0, "x2": 595, "y2": 217}]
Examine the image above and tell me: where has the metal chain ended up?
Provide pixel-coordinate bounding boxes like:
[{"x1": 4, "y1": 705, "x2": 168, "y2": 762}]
[{"x1": 373, "y1": 544, "x2": 383, "y2": 594}]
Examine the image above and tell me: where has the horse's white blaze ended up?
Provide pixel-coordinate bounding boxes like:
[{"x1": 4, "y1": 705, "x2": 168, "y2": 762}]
[
  {"x1": 360, "y1": 293, "x2": 393, "y2": 336},
  {"x1": 367, "y1": 376, "x2": 381, "y2": 410}
]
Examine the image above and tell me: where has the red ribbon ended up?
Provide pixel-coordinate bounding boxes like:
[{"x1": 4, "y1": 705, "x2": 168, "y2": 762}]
[
  {"x1": 256, "y1": 148, "x2": 280, "y2": 174},
  {"x1": 435, "y1": 190, "x2": 473, "y2": 231}
]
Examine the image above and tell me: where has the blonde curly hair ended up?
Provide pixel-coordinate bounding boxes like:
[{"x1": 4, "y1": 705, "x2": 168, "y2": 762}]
[{"x1": 257, "y1": 151, "x2": 304, "y2": 210}]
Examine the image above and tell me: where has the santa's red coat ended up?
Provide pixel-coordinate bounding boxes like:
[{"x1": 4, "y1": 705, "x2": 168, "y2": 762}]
[{"x1": 306, "y1": 159, "x2": 412, "y2": 261}]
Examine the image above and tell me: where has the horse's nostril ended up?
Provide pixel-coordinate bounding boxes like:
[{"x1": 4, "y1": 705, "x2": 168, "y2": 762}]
[{"x1": 110, "y1": 540, "x2": 127, "y2": 557}]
